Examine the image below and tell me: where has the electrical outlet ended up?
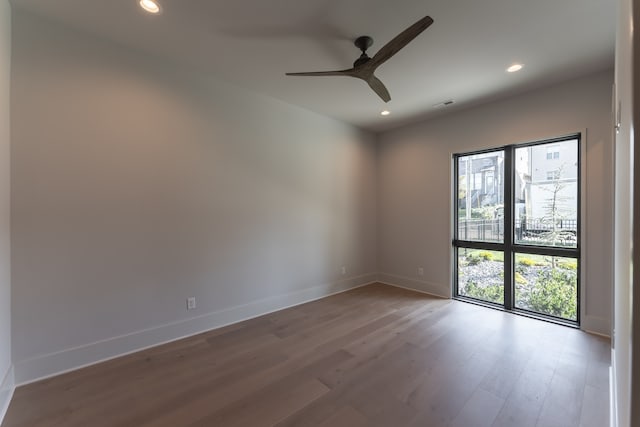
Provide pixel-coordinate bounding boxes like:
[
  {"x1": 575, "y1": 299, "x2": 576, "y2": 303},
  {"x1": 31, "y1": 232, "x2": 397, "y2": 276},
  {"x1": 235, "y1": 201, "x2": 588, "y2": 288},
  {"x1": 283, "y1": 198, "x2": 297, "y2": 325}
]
[
  {"x1": 187, "y1": 297, "x2": 196, "y2": 310},
  {"x1": 341, "y1": 266, "x2": 346, "y2": 275},
  {"x1": 418, "y1": 267, "x2": 424, "y2": 276}
]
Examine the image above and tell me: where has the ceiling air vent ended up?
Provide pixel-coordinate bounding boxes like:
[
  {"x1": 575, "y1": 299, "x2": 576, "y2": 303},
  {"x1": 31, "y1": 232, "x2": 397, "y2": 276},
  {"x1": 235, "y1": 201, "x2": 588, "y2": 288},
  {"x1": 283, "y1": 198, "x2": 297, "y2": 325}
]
[{"x1": 433, "y1": 100, "x2": 455, "y2": 108}]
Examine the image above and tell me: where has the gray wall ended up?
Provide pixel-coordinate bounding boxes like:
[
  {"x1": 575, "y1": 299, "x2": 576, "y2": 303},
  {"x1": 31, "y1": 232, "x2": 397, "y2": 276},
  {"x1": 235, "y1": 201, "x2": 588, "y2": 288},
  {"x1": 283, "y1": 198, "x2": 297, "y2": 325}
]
[
  {"x1": 633, "y1": 0, "x2": 640, "y2": 418},
  {"x1": 377, "y1": 70, "x2": 614, "y2": 336},
  {"x1": 0, "y1": 0, "x2": 12, "y2": 417},
  {"x1": 10, "y1": 11, "x2": 377, "y2": 383},
  {"x1": 613, "y1": 0, "x2": 638, "y2": 424}
]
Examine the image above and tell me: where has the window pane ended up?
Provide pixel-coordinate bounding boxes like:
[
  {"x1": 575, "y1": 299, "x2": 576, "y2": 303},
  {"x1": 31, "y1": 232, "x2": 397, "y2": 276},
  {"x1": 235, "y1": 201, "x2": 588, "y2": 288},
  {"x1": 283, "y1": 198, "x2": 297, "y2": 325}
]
[
  {"x1": 514, "y1": 254, "x2": 578, "y2": 321},
  {"x1": 457, "y1": 249, "x2": 504, "y2": 304},
  {"x1": 514, "y1": 140, "x2": 578, "y2": 248},
  {"x1": 457, "y1": 151, "x2": 504, "y2": 243}
]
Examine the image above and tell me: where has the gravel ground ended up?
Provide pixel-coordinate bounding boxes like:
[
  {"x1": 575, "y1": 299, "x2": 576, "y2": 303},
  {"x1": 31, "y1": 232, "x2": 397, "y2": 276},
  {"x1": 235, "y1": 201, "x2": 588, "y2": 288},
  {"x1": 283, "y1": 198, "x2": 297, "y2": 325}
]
[{"x1": 458, "y1": 260, "x2": 546, "y2": 310}]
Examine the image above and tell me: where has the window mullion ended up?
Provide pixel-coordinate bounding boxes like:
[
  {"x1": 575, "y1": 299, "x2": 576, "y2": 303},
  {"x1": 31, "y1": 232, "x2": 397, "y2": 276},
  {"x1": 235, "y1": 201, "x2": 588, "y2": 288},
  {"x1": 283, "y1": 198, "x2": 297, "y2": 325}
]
[{"x1": 504, "y1": 147, "x2": 514, "y2": 310}]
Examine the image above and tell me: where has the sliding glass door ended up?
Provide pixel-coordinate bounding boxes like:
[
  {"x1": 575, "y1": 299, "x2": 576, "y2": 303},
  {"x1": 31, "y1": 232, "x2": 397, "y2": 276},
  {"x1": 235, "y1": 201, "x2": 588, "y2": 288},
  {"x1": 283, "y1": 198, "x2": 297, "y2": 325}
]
[{"x1": 454, "y1": 135, "x2": 580, "y2": 323}]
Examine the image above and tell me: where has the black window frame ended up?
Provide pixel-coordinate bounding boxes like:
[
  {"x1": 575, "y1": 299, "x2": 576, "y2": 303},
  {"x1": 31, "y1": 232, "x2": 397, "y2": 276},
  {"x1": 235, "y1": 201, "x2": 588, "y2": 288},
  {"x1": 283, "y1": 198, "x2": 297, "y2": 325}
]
[{"x1": 453, "y1": 134, "x2": 581, "y2": 326}]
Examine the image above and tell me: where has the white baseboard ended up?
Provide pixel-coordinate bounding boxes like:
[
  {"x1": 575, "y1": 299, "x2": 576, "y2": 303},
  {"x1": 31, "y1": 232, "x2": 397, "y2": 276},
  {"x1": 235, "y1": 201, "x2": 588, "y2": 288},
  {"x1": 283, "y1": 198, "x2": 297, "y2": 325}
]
[
  {"x1": 378, "y1": 274, "x2": 611, "y2": 337},
  {"x1": 0, "y1": 365, "x2": 15, "y2": 425},
  {"x1": 582, "y1": 315, "x2": 612, "y2": 338},
  {"x1": 610, "y1": 350, "x2": 617, "y2": 427},
  {"x1": 377, "y1": 273, "x2": 450, "y2": 298},
  {"x1": 14, "y1": 273, "x2": 378, "y2": 385}
]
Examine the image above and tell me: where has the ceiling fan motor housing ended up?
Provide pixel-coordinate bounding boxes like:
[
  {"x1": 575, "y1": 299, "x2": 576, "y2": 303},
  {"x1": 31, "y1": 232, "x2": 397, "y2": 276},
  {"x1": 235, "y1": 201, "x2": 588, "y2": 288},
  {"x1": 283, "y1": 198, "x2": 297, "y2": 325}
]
[
  {"x1": 354, "y1": 36, "x2": 373, "y2": 52},
  {"x1": 353, "y1": 36, "x2": 373, "y2": 67}
]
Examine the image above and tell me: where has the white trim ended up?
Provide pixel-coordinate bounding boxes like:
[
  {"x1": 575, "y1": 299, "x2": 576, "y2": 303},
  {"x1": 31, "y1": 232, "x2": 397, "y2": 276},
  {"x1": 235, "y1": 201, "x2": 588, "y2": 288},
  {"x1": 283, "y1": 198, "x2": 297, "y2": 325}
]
[
  {"x1": 0, "y1": 365, "x2": 15, "y2": 425},
  {"x1": 582, "y1": 315, "x2": 612, "y2": 338},
  {"x1": 579, "y1": 129, "x2": 589, "y2": 332},
  {"x1": 449, "y1": 154, "x2": 455, "y2": 298},
  {"x1": 610, "y1": 350, "x2": 617, "y2": 427},
  {"x1": 379, "y1": 280, "x2": 449, "y2": 299},
  {"x1": 377, "y1": 273, "x2": 450, "y2": 298},
  {"x1": 14, "y1": 274, "x2": 377, "y2": 385}
]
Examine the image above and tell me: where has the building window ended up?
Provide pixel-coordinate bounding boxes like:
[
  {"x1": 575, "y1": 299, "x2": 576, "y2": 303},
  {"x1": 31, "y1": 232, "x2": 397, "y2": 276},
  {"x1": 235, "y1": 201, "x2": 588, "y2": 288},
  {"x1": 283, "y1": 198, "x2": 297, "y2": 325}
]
[
  {"x1": 546, "y1": 147, "x2": 560, "y2": 160},
  {"x1": 546, "y1": 170, "x2": 561, "y2": 180}
]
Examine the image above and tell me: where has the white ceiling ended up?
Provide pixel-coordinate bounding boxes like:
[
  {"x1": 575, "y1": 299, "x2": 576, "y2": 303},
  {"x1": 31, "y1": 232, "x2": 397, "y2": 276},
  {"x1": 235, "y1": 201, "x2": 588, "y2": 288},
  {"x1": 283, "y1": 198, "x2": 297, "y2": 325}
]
[{"x1": 10, "y1": 0, "x2": 615, "y2": 132}]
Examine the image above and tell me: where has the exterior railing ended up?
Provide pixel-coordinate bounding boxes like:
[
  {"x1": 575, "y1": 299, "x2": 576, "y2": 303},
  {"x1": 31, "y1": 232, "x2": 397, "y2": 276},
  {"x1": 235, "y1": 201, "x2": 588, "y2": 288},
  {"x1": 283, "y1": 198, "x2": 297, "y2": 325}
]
[{"x1": 458, "y1": 218, "x2": 577, "y2": 244}]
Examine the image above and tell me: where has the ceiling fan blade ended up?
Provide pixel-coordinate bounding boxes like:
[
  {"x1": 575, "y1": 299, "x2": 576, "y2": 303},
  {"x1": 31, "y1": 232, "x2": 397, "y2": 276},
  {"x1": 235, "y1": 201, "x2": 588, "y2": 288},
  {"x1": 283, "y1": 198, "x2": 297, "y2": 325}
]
[
  {"x1": 286, "y1": 69, "x2": 354, "y2": 77},
  {"x1": 367, "y1": 76, "x2": 391, "y2": 102},
  {"x1": 370, "y1": 16, "x2": 434, "y2": 68}
]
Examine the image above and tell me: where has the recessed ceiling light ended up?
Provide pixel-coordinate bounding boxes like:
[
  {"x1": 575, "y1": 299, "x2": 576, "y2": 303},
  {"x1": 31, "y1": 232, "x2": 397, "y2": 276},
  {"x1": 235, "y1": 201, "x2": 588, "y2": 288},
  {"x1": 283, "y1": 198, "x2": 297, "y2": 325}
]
[
  {"x1": 507, "y1": 64, "x2": 523, "y2": 73},
  {"x1": 139, "y1": 0, "x2": 161, "y2": 14},
  {"x1": 381, "y1": 110, "x2": 391, "y2": 116}
]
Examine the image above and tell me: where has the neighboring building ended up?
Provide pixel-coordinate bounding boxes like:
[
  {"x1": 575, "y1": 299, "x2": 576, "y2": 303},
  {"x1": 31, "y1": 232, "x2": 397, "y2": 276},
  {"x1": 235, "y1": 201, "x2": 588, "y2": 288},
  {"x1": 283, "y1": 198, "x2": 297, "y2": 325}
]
[
  {"x1": 520, "y1": 139, "x2": 578, "y2": 220},
  {"x1": 458, "y1": 153, "x2": 504, "y2": 216},
  {"x1": 458, "y1": 141, "x2": 578, "y2": 244}
]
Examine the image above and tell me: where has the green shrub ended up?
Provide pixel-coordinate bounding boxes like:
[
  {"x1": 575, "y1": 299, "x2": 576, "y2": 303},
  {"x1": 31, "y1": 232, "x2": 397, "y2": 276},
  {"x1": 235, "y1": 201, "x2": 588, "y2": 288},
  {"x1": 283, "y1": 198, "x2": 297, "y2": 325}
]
[
  {"x1": 466, "y1": 251, "x2": 496, "y2": 266},
  {"x1": 460, "y1": 207, "x2": 496, "y2": 219},
  {"x1": 466, "y1": 254, "x2": 481, "y2": 265},
  {"x1": 518, "y1": 257, "x2": 536, "y2": 267},
  {"x1": 514, "y1": 271, "x2": 527, "y2": 285},
  {"x1": 463, "y1": 281, "x2": 503, "y2": 304},
  {"x1": 528, "y1": 269, "x2": 577, "y2": 320},
  {"x1": 557, "y1": 260, "x2": 578, "y2": 270},
  {"x1": 472, "y1": 208, "x2": 491, "y2": 219}
]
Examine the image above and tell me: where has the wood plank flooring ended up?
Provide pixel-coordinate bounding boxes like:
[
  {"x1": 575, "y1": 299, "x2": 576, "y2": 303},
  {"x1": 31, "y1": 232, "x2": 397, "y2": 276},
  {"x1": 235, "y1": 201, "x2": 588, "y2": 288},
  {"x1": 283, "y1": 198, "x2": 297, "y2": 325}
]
[{"x1": 2, "y1": 283, "x2": 610, "y2": 427}]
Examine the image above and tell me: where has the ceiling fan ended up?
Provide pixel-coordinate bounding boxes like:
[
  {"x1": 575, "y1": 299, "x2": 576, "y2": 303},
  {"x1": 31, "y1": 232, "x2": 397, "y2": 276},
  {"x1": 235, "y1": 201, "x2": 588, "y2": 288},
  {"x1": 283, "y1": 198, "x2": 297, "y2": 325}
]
[{"x1": 286, "y1": 15, "x2": 434, "y2": 103}]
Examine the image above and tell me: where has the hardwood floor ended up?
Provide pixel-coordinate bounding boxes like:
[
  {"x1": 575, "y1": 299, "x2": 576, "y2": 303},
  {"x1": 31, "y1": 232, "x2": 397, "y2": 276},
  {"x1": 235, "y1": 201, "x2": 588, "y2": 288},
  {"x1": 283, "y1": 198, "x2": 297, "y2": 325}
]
[{"x1": 2, "y1": 283, "x2": 610, "y2": 427}]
